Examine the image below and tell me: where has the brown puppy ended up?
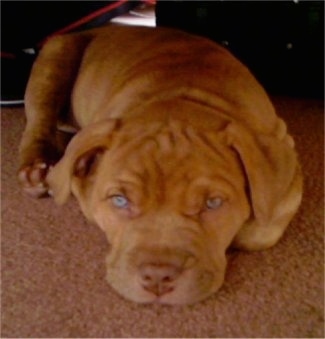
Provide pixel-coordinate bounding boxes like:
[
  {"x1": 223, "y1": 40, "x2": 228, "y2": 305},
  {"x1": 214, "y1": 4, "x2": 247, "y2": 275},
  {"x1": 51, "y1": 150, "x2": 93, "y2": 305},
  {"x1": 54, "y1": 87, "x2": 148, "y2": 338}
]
[{"x1": 18, "y1": 25, "x2": 302, "y2": 305}]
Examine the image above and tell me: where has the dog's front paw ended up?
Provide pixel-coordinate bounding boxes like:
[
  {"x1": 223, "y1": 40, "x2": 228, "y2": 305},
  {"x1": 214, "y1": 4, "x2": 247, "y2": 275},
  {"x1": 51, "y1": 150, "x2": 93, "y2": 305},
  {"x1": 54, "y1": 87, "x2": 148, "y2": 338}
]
[{"x1": 18, "y1": 161, "x2": 53, "y2": 198}]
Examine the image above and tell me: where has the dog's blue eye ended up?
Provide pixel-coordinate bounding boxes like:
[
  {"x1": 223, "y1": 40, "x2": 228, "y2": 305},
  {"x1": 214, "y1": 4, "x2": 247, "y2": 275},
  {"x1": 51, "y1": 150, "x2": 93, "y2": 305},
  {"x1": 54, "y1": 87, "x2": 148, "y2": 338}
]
[
  {"x1": 111, "y1": 195, "x2": 129, "y2": 209},
  {"x1": 206, "y1": 197, "x2": 223, "y2": 210}
]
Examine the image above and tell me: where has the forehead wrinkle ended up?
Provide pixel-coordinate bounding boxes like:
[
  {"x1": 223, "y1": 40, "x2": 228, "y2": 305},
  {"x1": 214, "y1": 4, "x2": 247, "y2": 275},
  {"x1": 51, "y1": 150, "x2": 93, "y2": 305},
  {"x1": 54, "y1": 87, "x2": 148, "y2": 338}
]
[
  {"x1": 160, "y1": 122, "x2": 232, "y2": 167},
  {"x1": 189, "y1": 130, "x2": 231, "y2": 163}
]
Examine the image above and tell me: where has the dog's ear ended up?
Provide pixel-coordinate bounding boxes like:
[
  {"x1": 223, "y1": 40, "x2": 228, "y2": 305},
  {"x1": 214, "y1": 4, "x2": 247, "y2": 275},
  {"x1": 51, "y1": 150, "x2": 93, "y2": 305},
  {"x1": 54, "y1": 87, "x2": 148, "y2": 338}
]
[
  {"x1": 46, "y1": 119, "x2": 120, "y2": 204},
  {"x1": 226, "y1": 123, "x2": 302, "y2": 241}
]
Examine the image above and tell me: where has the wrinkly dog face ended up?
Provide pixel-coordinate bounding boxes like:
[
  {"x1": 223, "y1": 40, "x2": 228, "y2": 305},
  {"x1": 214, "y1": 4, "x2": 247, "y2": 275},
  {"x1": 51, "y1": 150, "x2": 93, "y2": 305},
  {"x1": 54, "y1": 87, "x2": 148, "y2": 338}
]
[{"x1": 47, "y1": 116, "x2": 252, "y2": 304}]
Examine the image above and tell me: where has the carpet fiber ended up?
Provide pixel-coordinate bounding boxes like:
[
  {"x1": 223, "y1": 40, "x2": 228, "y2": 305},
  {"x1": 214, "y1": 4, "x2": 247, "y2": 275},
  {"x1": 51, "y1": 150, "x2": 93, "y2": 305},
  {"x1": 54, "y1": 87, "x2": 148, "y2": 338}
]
[{"x1": 1, "y1": 97, "x2": 324, "y2": 338}]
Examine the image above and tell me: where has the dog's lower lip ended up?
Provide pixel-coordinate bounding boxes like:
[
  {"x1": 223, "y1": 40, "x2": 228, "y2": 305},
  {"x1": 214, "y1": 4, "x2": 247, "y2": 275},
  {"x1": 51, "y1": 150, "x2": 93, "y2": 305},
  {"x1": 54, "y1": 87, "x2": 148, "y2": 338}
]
[
  {"x1": 152, "y1": 291, "x2": 174, "y2": 304},
  {"x1": 143, "y1": 285, "x2": 175, "y2": 297}
]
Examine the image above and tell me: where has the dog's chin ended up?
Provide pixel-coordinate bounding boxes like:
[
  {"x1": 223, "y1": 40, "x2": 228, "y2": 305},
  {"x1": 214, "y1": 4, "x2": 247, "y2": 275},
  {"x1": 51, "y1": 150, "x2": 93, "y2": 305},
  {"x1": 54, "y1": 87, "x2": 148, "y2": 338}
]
[{"x1": 123, "y1": 289, "x2": 217, "y2": 306}]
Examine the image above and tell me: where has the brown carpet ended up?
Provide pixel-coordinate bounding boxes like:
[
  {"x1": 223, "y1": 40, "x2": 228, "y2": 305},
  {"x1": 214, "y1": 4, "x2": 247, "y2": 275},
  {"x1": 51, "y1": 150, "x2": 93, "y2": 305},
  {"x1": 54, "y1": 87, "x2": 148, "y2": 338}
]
[{"x1": 1, "y1": 97, "x2": 324, "y2": 338}]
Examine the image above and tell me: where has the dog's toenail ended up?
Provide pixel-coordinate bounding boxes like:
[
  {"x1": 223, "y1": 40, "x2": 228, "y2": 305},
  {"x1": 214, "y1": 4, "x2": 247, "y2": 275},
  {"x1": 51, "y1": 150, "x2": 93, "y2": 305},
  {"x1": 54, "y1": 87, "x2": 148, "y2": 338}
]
[{"x1": 36, "y1": 163, "x2": 47, "y2": 169}]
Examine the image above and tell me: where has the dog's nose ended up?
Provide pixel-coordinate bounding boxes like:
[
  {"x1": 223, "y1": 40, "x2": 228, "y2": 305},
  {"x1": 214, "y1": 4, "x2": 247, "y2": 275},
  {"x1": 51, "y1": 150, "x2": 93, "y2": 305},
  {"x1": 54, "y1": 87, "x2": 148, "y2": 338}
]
[{"x1": 139, "y1": 263, "x2": 182, "y2": 296}]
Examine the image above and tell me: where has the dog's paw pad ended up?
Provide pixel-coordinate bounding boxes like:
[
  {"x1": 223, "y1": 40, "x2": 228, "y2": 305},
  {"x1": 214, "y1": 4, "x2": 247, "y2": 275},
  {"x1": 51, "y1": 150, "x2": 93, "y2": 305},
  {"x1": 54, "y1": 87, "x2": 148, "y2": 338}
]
[{"x1": 18, "y1": 161, "x2": 51, "y2": 198}]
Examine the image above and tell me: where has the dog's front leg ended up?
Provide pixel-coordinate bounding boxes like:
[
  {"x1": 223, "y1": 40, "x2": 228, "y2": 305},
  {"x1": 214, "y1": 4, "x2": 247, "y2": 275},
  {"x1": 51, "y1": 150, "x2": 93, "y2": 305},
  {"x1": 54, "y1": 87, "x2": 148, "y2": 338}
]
[{"x1": 18, "y1": 33, "x2": 91, "y2": 197}]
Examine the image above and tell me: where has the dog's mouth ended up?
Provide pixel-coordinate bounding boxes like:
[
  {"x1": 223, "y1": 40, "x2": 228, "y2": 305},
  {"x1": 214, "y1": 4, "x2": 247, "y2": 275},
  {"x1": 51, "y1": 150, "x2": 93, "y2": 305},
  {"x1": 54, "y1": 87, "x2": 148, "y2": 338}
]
[{"x1": 142, "y1": 284, "x2": 176, "y2": 304}]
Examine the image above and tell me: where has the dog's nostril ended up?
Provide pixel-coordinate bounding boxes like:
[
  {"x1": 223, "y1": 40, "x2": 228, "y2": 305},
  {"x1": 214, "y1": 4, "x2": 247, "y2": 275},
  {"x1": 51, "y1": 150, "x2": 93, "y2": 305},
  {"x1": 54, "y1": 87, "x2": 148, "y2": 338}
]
[
  {"x1": 143, "y1": 275, "x2": 151, "y2": 282},
  {"x1": 162, "y1": 276, "x2": 172, "y2": 283}
]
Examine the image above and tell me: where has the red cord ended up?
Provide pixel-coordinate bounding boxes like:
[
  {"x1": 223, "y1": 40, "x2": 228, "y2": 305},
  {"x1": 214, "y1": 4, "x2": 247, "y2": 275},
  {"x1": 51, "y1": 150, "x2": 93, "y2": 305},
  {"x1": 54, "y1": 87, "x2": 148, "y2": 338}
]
[
  {"x1": 38, "y1": 0, "x2": 129, "y2": 47},
  {"x1": 143, "y1": 0, "x2": 156, "y2": 5},
  {"x1": 1, "y1": 51, "x2": 17, "y2": 59}
]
